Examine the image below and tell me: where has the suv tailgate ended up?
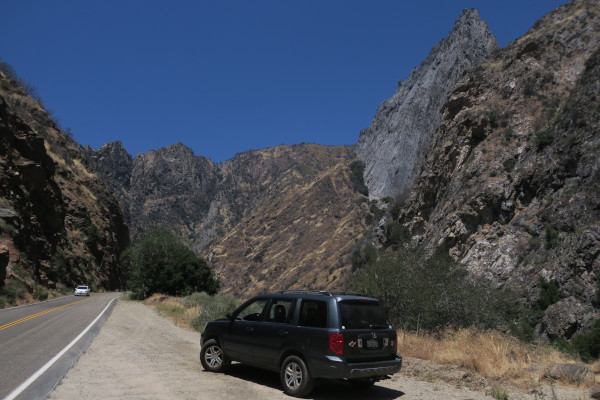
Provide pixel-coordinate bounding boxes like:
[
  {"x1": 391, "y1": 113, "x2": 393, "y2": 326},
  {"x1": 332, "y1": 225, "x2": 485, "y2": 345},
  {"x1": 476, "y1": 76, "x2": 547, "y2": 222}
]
[{"x1": 338, "y1": 300, "x2": 397, "y2": 362}]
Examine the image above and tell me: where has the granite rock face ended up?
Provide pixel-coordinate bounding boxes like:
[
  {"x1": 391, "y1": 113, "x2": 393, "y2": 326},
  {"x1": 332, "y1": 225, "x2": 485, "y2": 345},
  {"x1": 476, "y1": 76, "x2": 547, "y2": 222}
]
[
  {"x1": 398, "y1": 0, "x2": 600, "y2": 338},
  {"x1": 357, "y1": 9, "x2": 498, "y2": 200}
]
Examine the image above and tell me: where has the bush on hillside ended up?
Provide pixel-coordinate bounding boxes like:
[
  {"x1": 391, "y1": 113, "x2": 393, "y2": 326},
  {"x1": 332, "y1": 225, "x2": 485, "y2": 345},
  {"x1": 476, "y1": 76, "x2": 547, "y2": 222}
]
[
  {"x1": 570, "y1": 318, "x2": 600, "y2": 362},
  {"x1": 123, "y1": 228, "x2": 219, "y2": 300},
  {"x1": 349, "y1": 160, "x2": 368, "y2": 196},
  {"x1": 348, "y1": 245, "x2": 515, "y2": 332}
]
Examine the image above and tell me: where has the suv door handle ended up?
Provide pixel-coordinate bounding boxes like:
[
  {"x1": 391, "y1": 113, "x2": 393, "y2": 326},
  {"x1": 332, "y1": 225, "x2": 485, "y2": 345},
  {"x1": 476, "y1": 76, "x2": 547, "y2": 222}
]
[
  {"x1": 245, "y1": 327, "x2": 254, "y2": 333},
  {"x1": 278, "y1": 331, "x2": 288, "y2": 337}
]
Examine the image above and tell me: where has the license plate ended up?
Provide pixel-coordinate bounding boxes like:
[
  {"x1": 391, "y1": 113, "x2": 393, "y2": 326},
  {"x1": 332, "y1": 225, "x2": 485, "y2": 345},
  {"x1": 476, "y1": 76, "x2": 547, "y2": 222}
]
[{"x1": 366, "y1": 339, "x2": 378, "y2": 349}]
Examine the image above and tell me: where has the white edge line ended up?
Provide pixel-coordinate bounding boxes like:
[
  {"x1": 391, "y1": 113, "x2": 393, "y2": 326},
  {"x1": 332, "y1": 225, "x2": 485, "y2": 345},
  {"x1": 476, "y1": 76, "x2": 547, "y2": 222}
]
[{"x1": 3, "y1": 296, "x2": 118, "y2": 400}]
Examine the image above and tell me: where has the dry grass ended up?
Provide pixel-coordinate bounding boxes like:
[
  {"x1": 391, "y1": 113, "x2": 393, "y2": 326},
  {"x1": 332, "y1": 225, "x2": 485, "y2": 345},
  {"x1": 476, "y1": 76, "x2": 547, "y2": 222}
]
[
  {"x1": 397, "y1": 328, "x2": 592, "y2": 388},
  {"x1": 144, "y1": 294, "x2": 199, "y2": 330}
]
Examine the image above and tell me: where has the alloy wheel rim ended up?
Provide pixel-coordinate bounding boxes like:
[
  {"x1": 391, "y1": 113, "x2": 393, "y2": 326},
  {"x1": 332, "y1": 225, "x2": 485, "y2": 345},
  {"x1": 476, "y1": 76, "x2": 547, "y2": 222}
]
[
  {"x1": 205, "y1": 346, "x2": 223, "y2": 368},
  {"x1": 285, "y1": 362, "x2": 302, "y2": 389}
]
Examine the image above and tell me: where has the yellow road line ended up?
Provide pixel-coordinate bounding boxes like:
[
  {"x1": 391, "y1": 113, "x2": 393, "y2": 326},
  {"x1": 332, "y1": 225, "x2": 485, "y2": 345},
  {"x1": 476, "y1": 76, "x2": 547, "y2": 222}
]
[{"x1": 0, "y1": 298, "x2": 90, "y2": 331}]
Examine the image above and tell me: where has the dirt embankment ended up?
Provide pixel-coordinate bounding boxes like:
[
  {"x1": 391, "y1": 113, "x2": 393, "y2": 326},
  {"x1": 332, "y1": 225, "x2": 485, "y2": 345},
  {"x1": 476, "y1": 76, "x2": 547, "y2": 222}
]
[{"x1": 49, "y1": 300, "x2": 590, "y2": 400}]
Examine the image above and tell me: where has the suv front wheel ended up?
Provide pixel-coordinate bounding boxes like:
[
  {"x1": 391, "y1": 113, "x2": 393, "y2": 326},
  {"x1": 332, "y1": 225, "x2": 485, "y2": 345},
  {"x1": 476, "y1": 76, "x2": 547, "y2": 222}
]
[
  {"x1": 200, "y1": 339, "x2": 229, "y2": 373},
  {"x1": 280, "y1": 355, "x2": 314, "y2": 397}
]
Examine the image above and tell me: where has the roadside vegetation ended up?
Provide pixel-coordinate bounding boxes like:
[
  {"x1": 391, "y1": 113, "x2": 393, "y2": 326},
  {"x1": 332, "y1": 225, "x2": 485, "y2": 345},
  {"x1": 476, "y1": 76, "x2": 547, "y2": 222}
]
[
  {"x1": 123, "y1": 228, "x2": 220, "y2": 300},
  {"x1": 347, "y1": 199, "x2": 599, "y2": 391},
  {"x1": 138, "y1": 292, "x2": 239, "y2": 331}
]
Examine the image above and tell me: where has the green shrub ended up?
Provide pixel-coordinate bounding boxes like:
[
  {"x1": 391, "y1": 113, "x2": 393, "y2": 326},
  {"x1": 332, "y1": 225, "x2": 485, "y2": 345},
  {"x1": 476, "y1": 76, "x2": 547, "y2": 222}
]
[
  {"x1": 502, "y1": 158, "x2": 516, "y2": 172},
  {"x1": 509, "y1": 278, "x2": 560, "y2": 342},
  {"x1": 1, "y1": 280, "x2": 27, "y2": 304},
  {"x1": 123, "y1": 228, "x2": 220, "y2": 300},
  {"x1": 534, "y1": 129, "x2": 554, "y2": 148},
  {"x1": 0, "y1": 296, "x2": 6, "y2": 309},
  {"x1": 491, "y1": 389, "x2": 509, "y2": 400},
  {"x1": 349, "y1": 160, "x2": 368, "y2": 196},
  {"x1": 385, "y1": 221, "x2": 411, "y2": 246},
  {"x1": 544, "y1": 226, "x2": 559, "y2": 250},
  {"x1": 0, "y1": 219, "x2": 18, "y2": 238},
  {"x1": 350, "y1": 244, "x2": 377, "y2": 271},
  {"x1": 509, "y1": 320, "x2": 536, "y2": 342},
  {"x1": 189, "y1": 292, "x2": 240, "y2": 331},
  {"x1": 503, "y1": 128, "x2": 515, "y2": 142},
  {"x1": 569, "y1": 319, "x2": 600, "y2": 362},
  {"x1": 485, "y1": 108, "x2": 500, "y2": 128},
  {"x1": 348, "y1": 246, "x2": 515, "y2": 332},
  {"x1": 85, "y1": 223, "x2": 102, "y2": 251},
  {"x1": 536, "y1": 277, "x2": 560, "y2": 310},
  {"x1": 33, "y1": 285, "x2": 48, "y2": 301}
]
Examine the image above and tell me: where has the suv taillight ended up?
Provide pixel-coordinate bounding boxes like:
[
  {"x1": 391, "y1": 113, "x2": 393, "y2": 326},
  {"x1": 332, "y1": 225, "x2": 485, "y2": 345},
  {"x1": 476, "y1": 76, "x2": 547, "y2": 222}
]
[{"x1": 329, "y1": 333, "x2": 344, "y2": 355}]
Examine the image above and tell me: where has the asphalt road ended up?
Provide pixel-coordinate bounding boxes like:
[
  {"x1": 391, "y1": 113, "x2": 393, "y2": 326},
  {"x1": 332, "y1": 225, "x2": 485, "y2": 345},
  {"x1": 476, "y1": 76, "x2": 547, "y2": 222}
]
[{"x1": 0, "y1": 292, "x2": 119, "y2": 400}]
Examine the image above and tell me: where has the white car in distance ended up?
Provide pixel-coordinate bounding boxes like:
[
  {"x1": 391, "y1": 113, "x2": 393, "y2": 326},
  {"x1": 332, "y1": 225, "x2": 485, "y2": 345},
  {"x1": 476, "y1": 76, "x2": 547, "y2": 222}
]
[{"x1": 74, "y1": 285, "x2": 90, "y2": 296}]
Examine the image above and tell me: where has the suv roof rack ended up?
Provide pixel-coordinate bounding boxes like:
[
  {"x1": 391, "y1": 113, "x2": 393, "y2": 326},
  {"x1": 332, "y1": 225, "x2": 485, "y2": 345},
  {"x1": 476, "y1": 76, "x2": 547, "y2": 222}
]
[{"x1": 278, "y1": 290, "x2": 365, "y2": 297}]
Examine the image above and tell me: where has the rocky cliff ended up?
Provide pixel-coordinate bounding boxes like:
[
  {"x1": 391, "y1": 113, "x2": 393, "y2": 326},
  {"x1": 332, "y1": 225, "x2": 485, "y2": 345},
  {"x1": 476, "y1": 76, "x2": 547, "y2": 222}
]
[
  {"x1": 0, "y1": 67, "x2": 129, "y2": 301},
  {"x1": 357, "y1": 9, "x2": 498, "y2": 200},
  {"x1": 397, "y1": 0, "x2": 600, "y2": 338},
  {"x1": 87, "y1": 142, "x2": 367, "y2": 296}
]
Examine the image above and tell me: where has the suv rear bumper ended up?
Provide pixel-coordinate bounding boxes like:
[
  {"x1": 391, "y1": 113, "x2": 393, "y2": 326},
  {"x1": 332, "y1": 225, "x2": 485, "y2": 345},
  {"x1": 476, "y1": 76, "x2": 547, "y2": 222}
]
[{"x1": 309, "y1": 354, "x2": 403, "y2": 380}]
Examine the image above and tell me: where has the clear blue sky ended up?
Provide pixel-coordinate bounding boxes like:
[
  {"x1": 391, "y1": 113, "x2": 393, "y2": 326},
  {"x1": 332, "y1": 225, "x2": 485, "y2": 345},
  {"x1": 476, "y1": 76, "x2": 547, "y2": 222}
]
[{"x1": 1, "y1": 0, "x2": 567, "y2": 163}]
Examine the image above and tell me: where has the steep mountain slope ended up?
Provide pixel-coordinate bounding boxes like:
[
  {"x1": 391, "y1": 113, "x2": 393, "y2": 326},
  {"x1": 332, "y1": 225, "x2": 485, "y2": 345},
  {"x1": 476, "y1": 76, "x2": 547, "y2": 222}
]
[
  {"x1": 0, "y1": 67, "x2": 129, "y2": 300},
  {"x1": 398, "y1": 0, "x2": 600, "y2": 338},
  {"x1": 357, "y1": 9, "x2": 498, "y2": 200},
  {"x1": 208, "y1": 145, "x2": 366, "y2": 295},
  {"x1": 87, "y1": 143, "x2": 366, "y2": 295}
]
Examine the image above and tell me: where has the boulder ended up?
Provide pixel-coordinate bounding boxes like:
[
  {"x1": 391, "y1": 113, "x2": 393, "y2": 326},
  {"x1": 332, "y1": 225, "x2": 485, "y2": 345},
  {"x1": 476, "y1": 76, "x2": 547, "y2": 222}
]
[
  {"x1": 590, "y1": 383, "x2": 600, "y2": 399},
  {"x1": 546, "y1": 363, "x2": 595, "y2": 387},
  {"x1": 540, "y1": 297, "x2": 586, "y2": 340}
]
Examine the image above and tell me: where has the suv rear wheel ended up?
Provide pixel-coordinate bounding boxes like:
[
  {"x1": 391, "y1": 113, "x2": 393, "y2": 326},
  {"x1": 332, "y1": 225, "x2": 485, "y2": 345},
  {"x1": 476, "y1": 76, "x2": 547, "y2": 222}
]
[
  {"x1": 200, "y1": 339, "x2": 229, "y2": 372},
  {"x1": 280, "y1": 355, "x2": 313, "y2": 397}
]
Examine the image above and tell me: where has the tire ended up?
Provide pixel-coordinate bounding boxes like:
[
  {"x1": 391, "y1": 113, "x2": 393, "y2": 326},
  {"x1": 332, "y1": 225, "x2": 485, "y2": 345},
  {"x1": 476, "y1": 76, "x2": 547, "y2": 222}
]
[
  {"x1": 200, "y1": 339, "x2": 229, "y2": 373},
  {"x1": 280, "y1": 355, "x2": 314, "y2": 397}
]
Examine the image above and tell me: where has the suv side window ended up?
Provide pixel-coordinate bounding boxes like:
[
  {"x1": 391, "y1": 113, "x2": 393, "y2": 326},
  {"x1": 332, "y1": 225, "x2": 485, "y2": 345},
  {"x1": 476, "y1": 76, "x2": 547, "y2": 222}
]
[
  {"x1": 236, "y1": 299, "x2": 268, "y2": 321},
  {"x1": 266, "y1": 299, "x2": 293, "y2": 324},
  {"x1": 298, "y1": 300, "x2": 327, "y2": 328}
]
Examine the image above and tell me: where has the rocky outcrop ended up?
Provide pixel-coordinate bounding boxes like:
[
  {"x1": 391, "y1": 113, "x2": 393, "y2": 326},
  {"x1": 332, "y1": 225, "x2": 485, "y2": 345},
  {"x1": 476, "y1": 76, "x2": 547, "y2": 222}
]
[
  {"x1": 86, "y1": 142, "x2": 218, "y2": 246},
  {"x1": 546, "y1": 363, "x2": 595, "y2": 387},
  {"x1": 357, "y1": 9, "x2": 497, "y2": 200},
  {"x1": 0, "y1": 68, "x2": 129, "y2": 296},
  {"x1": 590, "y1": 383, "x2": 600, "y2": 399},
  {"x1": 397, "y1": 0, "x2": 600, "y2": 337}
]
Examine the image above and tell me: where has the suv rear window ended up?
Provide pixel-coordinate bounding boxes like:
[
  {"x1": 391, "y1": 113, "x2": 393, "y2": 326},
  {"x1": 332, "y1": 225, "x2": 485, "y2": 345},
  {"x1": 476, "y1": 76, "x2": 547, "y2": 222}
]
[{"x1": 339, "y1": 301, "x2": 391, "y2": 329}]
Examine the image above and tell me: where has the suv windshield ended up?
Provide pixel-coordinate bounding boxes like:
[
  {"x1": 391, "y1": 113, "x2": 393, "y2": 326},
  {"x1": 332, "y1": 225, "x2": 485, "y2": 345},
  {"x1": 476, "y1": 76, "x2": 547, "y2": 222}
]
[{"x1": 339, "y1": 301, "x2": 390, "y2": 329}]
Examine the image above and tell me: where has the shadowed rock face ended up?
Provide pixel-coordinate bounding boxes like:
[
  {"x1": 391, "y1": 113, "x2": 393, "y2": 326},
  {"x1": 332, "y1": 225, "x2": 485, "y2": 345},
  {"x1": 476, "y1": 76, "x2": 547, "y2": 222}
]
[
  {"x1": 0, "y1": 74, "x2": 129, "y2": 292},
  {"x1": 357, "y1": 9, "x2": 498, "y2": 200}
]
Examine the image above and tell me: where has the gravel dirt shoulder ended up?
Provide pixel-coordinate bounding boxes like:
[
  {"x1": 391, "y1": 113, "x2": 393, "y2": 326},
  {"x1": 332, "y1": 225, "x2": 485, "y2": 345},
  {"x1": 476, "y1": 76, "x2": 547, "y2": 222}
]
[{"x1": 49, "y1": 299, "x2": 590, "y2": 400}]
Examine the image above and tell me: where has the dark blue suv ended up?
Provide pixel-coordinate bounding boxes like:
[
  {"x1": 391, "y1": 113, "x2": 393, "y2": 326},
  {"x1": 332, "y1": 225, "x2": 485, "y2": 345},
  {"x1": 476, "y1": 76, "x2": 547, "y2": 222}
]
[{"x1": 200, "y1": 291, "x2": 402, "y2": 397}]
